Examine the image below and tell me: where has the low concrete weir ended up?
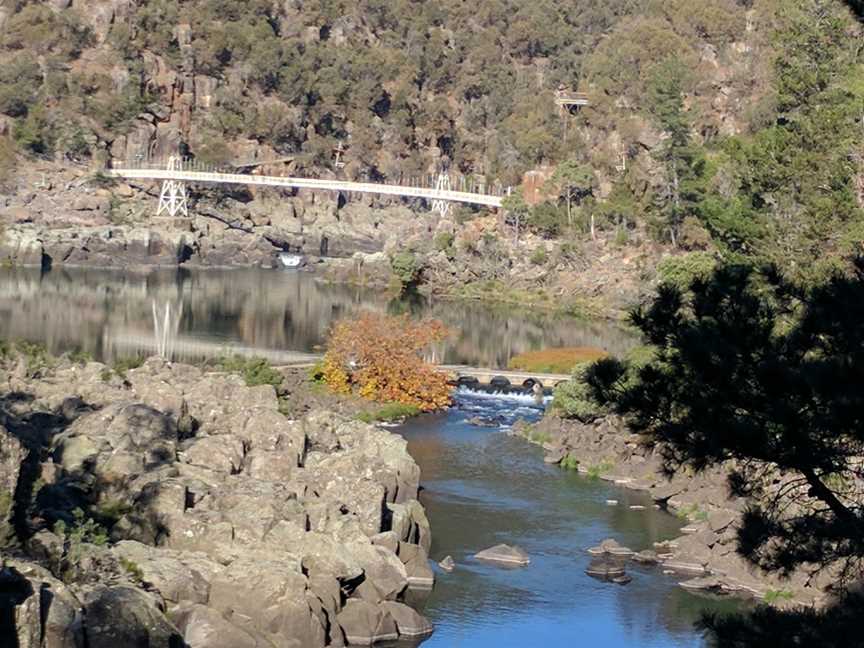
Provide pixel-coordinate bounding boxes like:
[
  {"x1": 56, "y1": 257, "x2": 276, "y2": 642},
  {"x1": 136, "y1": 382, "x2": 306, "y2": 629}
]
[{"x1": 438, "y1": 364, "x2": 571, "y2": 388}]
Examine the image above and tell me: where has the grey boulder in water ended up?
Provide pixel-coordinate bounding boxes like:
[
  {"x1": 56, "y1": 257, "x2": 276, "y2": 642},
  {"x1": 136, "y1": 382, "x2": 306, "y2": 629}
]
[
  {"x1": 438, "y1": 555, "x2": 456, "y2": 572},
  {"x1": 474, "y1": 544, "x2": 530, "y2": 566}
]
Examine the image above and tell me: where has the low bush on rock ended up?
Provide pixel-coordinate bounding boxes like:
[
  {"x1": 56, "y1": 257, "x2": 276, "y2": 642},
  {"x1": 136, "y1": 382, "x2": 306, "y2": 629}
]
[
  {"x1": 323, "y1": 312, "x2": 451, "y2": 411},
  {"x1": 552, "y1": 365, "x2": 606, "y2": 422},
  {"x1": 217, "y1": 355, "x2": 283, "y2": 387},
  {"x1": 111, "y1": 354, "x2": 145, "y2": 379}
]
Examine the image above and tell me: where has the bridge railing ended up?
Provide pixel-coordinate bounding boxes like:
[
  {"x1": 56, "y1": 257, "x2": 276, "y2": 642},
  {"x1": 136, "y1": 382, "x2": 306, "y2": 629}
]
[{"x1": 116, "y1": 156, "x2": 510, "y2": 198}]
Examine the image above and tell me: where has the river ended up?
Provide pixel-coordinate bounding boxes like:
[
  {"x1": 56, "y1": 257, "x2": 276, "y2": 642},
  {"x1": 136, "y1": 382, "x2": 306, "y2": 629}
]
[
  {"x1": 0, "y1": 266, "x2": 740, "y2": 646},
  {"x1": 395, "y1": 389, "x2": 739, "y2": 648}
]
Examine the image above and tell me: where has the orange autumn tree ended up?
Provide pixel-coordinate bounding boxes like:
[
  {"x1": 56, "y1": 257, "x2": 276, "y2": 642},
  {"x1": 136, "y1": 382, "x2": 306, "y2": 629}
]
[{"x1": 322, "y1": 312, "x2": 452, "y2": 411}]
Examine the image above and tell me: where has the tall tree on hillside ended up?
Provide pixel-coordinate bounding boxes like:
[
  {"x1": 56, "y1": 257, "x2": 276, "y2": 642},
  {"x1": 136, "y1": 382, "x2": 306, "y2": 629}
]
[
  {"x1": 647, "y1": 58, "x2": 707, "y2": 247},
  {"x1": 551, "y1": 159, "x2": 595, "y2": 234}
]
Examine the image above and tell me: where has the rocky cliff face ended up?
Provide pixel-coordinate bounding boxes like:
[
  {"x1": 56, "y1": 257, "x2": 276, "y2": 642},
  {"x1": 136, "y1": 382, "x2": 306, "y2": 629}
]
[{"x1": 0, "y1": 355, "x2": 435, "y2": 647}]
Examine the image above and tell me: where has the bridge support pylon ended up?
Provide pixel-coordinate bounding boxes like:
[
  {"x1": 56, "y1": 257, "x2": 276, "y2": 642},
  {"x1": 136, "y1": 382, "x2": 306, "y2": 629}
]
[
  {"x1": 156, "y1": 156, "x2": 189, "y2": 218},
  {"x1": 431, "y1": 173, "x2": 452, "y2": 217}
]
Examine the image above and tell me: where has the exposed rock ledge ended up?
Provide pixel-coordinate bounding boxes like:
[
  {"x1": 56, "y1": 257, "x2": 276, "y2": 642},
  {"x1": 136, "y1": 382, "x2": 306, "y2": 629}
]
[
  {"x1": 516, "y1": 414, "x2": 836, "y2": 609},
  {"x1": 0, "y1": 356, "x2": 434, "y2": 647}
]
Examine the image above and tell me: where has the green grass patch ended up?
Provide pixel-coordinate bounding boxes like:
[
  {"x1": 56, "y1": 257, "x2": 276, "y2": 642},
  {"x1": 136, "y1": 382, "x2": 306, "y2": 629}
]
[
  {"x1": 357, "y1": 402, "x2": 421, "y2": 423},
  {"x1": 764, "y1": 589, "x2": 794, "y2": 604},
  {"x1": 16, "y1": 341, "x2": 55, "y2": 376},
  {"x1": 66, "y1": 348, "x2": 94, "y2": 365},
  {"x1": 526, "y1": 430, "x2": 551, "y2": 444},
  {"x1": 586, "y1": 460, "x2": 615, "y2": 479},
  {"x1": 560, "y1": 455, "x2": 580, "y2": 471},
  {"x1": 120, "y1": 557, "x2": 144, "y2": 583},
  {"x1": 676, "y1": 503, "x2": 710, "y2": 522}
]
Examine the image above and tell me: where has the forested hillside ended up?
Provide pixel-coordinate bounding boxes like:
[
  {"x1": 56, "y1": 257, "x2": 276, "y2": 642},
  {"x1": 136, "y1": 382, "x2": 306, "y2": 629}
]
[{"x1": 0, "y1": 0, "x2": 862, "y2": 281}]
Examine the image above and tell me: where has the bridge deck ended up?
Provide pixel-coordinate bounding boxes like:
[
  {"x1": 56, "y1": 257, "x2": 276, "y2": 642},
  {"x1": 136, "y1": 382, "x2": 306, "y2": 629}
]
[{"x1": 109, "y1": 168, "x2": 505, "y2": 208}]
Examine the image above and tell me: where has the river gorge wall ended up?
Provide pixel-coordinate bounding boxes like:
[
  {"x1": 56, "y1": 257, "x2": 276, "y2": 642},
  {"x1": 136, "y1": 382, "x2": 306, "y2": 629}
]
[{"x1": 0, "y1": 354, "x2": 434, "y2": 647}]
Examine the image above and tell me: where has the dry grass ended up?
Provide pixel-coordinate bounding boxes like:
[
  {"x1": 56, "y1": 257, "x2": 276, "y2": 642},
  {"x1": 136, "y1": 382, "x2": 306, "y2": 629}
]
[{"x1": 508, "y1": 347, "x2": 608, "y2": 374}]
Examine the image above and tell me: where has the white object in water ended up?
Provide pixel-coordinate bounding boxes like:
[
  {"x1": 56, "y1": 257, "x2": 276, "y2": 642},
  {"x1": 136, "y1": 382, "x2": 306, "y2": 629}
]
[{"x1": 279, "y1": 252, "x2": 304, "y2": 268}]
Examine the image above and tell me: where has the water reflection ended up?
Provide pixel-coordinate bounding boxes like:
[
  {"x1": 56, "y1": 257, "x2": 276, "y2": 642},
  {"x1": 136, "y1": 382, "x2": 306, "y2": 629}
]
[
  {"x1": 396, "y1": 390, "x2": 742, "y2": 648},
  {"x1": 0, "y1": 267, "x2": 638, "y2": 367}
]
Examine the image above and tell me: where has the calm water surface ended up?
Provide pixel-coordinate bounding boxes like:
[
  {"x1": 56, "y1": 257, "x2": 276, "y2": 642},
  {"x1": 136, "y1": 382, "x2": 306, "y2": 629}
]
[
  {"x1": 396, "y1": 390, "x2": 740, "y2": 648},
  {"x1": 0, "y1": 266, "x2": 636, "y2": 367},
  {"x1": 0, "y1": 266, "x2": 740, "y2": 646}
]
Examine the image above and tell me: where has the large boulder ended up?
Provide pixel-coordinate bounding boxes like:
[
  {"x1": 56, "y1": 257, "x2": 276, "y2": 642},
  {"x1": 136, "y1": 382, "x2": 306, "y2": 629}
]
[
  {"x1": 83, "y1": 585, "x2": 184, "y2": 648},
  {"x1": 208, "y1": 557, "x2": 326, "y2": 648},
  {"x1": 379, "y1": 601, "x2": 433, "y2": 638},
  {"x1": 1, "y1": 561, "x2": 84, "y2": 648},
  {"x1": 336, "y1": 599, "x2": 398, "y2": 646},
  {"x1": 171, "y1": 603, "x2": 272, "y2": 648},
  {"x1": 474, "y1": 544, "x2": 530, "y2": 567}
]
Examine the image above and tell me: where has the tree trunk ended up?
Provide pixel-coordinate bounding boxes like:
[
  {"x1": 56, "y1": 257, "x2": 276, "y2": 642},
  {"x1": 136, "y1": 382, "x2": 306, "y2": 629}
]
[
  {"x1": 566, "y1": 193, "x2": 572, "y2": 228},
  {"x1": 803, "y1": 468, "x2": 860, "y2": 528}
]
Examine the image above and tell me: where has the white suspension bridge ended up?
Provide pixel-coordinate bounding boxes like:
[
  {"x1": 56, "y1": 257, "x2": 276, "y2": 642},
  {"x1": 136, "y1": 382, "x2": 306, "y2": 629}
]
[{"x1": 108, "y1": 157, "x2": 511, "y2": 219}]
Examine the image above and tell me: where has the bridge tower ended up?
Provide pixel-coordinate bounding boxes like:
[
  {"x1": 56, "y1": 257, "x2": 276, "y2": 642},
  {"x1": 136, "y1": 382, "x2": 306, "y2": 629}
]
[
  {"x1": 157, "y1": 156, "x2": 189, "y2": 218},
  {"x1": 431, "y1": 173, "x2": 452, "y2": 217}
]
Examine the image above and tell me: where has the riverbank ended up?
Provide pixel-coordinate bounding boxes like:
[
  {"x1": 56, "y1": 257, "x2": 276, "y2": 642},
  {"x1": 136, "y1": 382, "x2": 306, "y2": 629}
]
[
  {"x1": 0, "y1": 351, "x2": 434, "y2": 647},
  {"x1": 516, "y1": 413, "x2": 833, "y2": 610}
]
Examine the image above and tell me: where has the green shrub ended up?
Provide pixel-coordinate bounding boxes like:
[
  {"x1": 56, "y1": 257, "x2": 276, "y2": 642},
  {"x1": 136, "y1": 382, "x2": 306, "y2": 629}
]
[
  {"x1": 0, "y1": 59, "x2": 41, "y2": 118},
  {"x1": 390, "y1": 251, "x2": 421, "y2": 288},
  {"x1": 552, "y1": 364, "x2": 606, "y2": 422},
  {"x1": 530, "y1": 246, "x2": 548, "y2": 265},
  {"x1": 527, "y1": 201, "x2": 567, "y2": 238},
  {"x1": 54, "y1": 508, "x2": 109, "y2": 555},
  {"x1": 434, "y1": 231, "x2": 455, "y2": 253},
  {"x1": 95, "y1": 499, "x2": 132, "y2": 526},
  {"x1": 657, "y1": 252, "x2": 717, "y2": 290},
  {"x1": 218, "y1": 355, "x2": 283, "y2": 387}
]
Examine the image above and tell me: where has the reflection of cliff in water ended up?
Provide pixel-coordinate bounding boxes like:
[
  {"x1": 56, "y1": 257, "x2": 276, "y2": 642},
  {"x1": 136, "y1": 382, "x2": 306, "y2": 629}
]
[{"x1": 0, "y1": 267, "x2": 638, "y2": 367}]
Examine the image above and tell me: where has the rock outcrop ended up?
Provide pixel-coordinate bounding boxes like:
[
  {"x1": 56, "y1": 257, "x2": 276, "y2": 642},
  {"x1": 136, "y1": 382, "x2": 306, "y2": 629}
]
[
  {"x1": 0, "y1": 356, "x2": 435, "y2": 646},
  {"x1": 518, "y1": 414, "x2": 830, "y2": 607}
]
